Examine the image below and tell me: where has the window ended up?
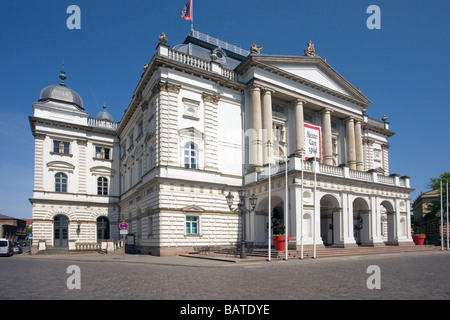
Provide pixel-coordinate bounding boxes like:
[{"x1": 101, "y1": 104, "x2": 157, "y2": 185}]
[
  {"x1": 53, "y1": 141, "x2": 70, "y2": 154},
  {"x1": 147, "y1": 216, "x2": 153, "y2": 236},
  {"x1": 97, "y1": 177, "x2": 108, "y2": 195},
  {"x1": 55, "y1": 173, "x2": 67, "y2": 193},
  {"x1": 184, "y1": 143, "x2": 197, "y2": 169},
  {"x1": 186, "y1": 216, "x2": 198, "y2": 235},
  {"x1": 95, "y1": 147, "x2": 111, "y2": 160}
]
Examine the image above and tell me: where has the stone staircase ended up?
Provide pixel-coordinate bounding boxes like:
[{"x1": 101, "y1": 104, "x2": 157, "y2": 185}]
[{"x1": 248, "y1": 244, "x2": 439, "y2": 260}]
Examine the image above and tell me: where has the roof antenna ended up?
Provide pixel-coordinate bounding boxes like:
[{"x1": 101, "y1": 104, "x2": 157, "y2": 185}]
[{"x1": 59, "y1": 62, "x2": 67, "y2": 85}]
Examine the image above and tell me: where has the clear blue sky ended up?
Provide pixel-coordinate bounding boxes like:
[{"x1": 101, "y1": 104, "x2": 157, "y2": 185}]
[{"x1": 0, "y1": 0, "x2": 449, "y2": 219}]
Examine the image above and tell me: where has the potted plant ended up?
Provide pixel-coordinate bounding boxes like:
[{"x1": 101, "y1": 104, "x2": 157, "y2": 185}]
[
  {"x1": 412, "y1": 234, "x2": 426, "y2": 245},
  {"x1": 272, "y1": 221, "x2": 290, "y2": 251}
]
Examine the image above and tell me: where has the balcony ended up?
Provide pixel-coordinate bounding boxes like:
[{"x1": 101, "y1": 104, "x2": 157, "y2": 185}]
[
  {"x1": 157, "y1": 40, "x2": 239, "y2": 82},
  {"x1": 88, "y1": 118, "x2": 119, "y2": 130},
  {"x1": 244, "y1": 157, "x2": 410, "y2": 189}
]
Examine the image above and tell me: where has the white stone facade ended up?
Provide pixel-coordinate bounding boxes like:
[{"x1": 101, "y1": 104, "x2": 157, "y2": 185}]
[{"x1": 29, "y1": 31, "x2": 413, "y2": 255}]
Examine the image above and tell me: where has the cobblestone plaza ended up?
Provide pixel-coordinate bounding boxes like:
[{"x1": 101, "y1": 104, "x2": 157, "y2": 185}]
[{"x1": 1, "y1": 251, "x2": 449, "y2": 302}]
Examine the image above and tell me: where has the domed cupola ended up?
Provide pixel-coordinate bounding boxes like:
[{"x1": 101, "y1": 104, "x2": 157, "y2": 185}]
[
  {"x1": 38, "y1": 66, "x2": 84, "y2": 111},
  {"x1": 96, "y1": 105, "x2": 114, "y2": 122}
]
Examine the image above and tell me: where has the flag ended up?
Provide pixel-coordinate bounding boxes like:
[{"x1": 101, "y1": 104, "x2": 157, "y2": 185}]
[{"x1": 181, "y1": 0, "x2": 192, "y2": 21}]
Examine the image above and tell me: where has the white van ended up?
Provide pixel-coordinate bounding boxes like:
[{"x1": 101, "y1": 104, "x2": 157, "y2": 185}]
[{"x1": 0, "y1": 238, "x2": 14, "y2": 257}]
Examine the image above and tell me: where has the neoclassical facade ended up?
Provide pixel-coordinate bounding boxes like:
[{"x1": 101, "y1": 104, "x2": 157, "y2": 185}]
[{"x1": 29, "y1": 30, "x2": 413, "y2": 255}]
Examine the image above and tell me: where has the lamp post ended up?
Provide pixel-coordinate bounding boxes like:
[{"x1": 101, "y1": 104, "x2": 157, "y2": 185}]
[{"x1": 226, "y1": 188, "x2": 257, "y2": 259}]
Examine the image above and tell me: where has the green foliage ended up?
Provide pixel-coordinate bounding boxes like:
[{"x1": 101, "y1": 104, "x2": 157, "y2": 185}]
[
  {"x1": 426, "y1": 172, "x2": 449, "y2": 218},
  {"x1": 272, "y1": 220, "x2": 286, "y2": 237}
]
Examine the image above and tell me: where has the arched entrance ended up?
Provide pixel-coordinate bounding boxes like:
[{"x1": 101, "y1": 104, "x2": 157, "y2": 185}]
[
  {"x1": 253, "y1": 195, "x2": 284, "y2": 244},
  {"x1": 353, "y1": 198, "x2": 370, "y2": 245},
  {"x1": 380, "y1": 200, "x2": 396, "y2": 245},
  {"x1": 97, "y1": 216, "x2": 110, "y2": 241},
  {"x1": 54, "y1": 215, "x2": 69, "y2": 247},
  {"x1": 320, "y1": 194, "x2": 341, "y2": 246}
]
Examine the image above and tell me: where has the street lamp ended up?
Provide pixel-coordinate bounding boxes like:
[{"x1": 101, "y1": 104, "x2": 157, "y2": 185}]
[{"x1": 226, "y1": 188, "x2": 257, "y2": 259}]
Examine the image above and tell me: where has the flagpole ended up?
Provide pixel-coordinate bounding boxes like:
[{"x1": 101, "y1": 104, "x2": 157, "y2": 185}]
[
  {"x1": 441, "y1": 180, "x2": 444, "y2": 251},
  {"x1": 313, "y1": 151, "x2": 317, "y2": 259},
  {"x1": 284, "y1": 143, "x2": 288, "y2": 261},
  {"x1": 300, "y1": 150, "x2": 304, "y2": 260},
  {"x1": 447, "y1": 180, "x2": 449, "y2": 251},
  {"x1": 191, "y1": 0, "x2": 194, "y2": 32},
  {"x1": 268, "y1": 141, "x2": 272, "y2": 261}
]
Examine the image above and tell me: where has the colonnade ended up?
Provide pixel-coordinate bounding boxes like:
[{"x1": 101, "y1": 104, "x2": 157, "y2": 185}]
[{"x1": 248, "y1": 85, "x2": 364, "y2": 171}]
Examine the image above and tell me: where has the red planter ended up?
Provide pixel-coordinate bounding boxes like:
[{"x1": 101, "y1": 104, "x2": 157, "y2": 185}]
[
  {"x1": 272, "y1": 236, "x2": 291, "y2": 251},
  {"x1": 412, "y1": 235, "x2": 426, "y2": 245}
]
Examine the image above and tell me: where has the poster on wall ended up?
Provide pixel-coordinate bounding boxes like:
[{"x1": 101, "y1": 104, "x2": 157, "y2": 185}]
[{"x1": 304, "y1": 123, "x2": 322, "y2": 161}]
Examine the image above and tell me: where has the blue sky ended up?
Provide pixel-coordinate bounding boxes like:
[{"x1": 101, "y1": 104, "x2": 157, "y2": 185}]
[{"x1": 0, "y1": 0, "x2": 449, "y2": 219}]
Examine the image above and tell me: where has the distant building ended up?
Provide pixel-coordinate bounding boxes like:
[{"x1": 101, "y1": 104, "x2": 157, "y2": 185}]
[
  {"x1": 0, "y1": 214, "x2": 27, "y2": 242},
  {"x1": 412, "y1": 189, "x2": 447, "y2": 244},
  {"x1": 29, "y1": 30, "x2": 413, "y2": 255}
]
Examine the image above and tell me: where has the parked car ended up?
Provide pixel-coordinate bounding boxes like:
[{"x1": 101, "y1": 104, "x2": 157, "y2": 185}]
[
  {"x1": 13, "y1": 243, "x2": 22, "y2": 254},
  {"x1": 0, "y1": 238, "x2": 14, "y2": 257}
]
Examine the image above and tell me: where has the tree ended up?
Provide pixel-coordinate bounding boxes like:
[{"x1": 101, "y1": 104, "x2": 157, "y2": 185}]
[{"x1": 426, "y1": 172, "x2": 450, "y2": 219}]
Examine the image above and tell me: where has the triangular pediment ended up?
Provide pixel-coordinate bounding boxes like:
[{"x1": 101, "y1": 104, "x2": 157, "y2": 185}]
[
  {"x1": 237, "y1": 55, "x2": 371, "y2": 107},
  {"x1": 182, "y1": 205, "x2": 205, "y2": 213}
]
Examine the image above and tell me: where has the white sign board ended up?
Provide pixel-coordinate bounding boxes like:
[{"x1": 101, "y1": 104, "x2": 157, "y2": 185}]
[
  {"x1": 304, "y1": 124, "x2": 322, "y2": 161},
  {"x1": 120, "y1": 229, "x2": 128, "y2": 235}
]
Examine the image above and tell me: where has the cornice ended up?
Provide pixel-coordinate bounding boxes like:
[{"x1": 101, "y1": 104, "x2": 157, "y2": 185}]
[
  {"x1": 236, "y1": 55, "x2": 371, "y2": 108},
  {"x1": 29, "y1": 116, "x2": 119, "y2": 138}
]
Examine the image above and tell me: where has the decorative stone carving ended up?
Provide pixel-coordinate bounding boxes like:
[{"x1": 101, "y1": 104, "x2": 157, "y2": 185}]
[
  {"x1": 210, "y1": 51, "x2": 218, "y2": 61},
  {"x1": 250, "y1": 44, "x2": 263, "y2": 54},
  {"x1": 158, "y1": 33, "x2": 168, "y2": 45},
  {"x1": 303, "y1": 40, "x2": 319, "y2": 57}
]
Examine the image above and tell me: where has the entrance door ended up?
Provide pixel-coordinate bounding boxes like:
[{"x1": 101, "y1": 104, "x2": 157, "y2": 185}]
[
  {"x1": 54, "y1": 215, "x2": 69, "y2": 247},
  {"x1": 97, "y1": 217, "x2": 110, "y2": 241}
]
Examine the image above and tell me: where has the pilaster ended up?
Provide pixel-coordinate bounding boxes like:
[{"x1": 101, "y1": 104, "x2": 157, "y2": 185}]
[
  {"x1": 77, "y1": 139, "x2": 88, "y2": 194},
  {"x1": 33, "y1": 134, "x2": 46, "y2": 191},
  {"x1": 158, "y1": 81, "x2": 180, "y2": 166},
  {"x1": 203, "y1": 92, "x2": 220, "y2": 171}
]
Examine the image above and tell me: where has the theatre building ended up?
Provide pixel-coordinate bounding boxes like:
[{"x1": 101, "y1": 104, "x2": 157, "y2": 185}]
[{"x1": 29, "y1": 30, "x2": 413, "y2": 255}]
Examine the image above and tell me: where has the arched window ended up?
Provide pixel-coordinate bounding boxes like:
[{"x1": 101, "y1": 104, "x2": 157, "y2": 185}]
[
  {"x1": 55, "y1": 173, "x2": 67, "y2": 193},
  {"x1": 184, "y1": 142, "x2": 197, "y2": 169},
  {"x1": 97, "y1": 177, "x2": 108, "y2": 195}
]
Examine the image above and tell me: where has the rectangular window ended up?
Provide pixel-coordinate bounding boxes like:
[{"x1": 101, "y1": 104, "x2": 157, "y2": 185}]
[
  {"x1": 95, "y1": 147, "x2": 111, "y2": 160},
  {"x1": 97, "y1": 177, "x2": 108, "y2": 196},
  {"x1": 55, "y1": 173, "x2": 68, "y2": 193},
  {"x1": 185, "y1": 216, "x2": 198, "y2": 235},
  {"x1": 53, "y1": 141, "x2": 70, "y2": 154}
]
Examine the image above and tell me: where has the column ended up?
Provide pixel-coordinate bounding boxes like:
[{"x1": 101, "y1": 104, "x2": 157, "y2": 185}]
[
  {"x1": 322, "y1": 108, "x2": 333, "y2": 165},
  {"x1": 250, "y1": 85, "x2": 262, "y2": 169},
  {"x1": 262, "y1": 89, "x2": 274, "y2": 165},
  {"x1": 294, "y1": 99, "x2": 305, "y2": 157},
  {"x1": 354, "y1": 119, "x2": 364, "y2": 171},
  {"x1": 346, "y1": 117, "x2": 356, "y2": 170}
]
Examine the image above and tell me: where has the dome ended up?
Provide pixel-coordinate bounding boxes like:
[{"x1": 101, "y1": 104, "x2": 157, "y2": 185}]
[
  {"x1": 96, "y1": 105, "x2": 114, "y2": 122},
  {"x1": 38, "y1": 67, "x2": 84, "y2": 110}
]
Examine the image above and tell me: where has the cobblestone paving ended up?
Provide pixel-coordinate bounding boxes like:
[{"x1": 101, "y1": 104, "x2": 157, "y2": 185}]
[{"x1": 1, "y1": 251, "x2": 449, "y2": 301}]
